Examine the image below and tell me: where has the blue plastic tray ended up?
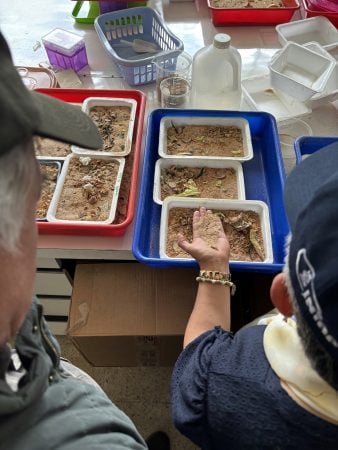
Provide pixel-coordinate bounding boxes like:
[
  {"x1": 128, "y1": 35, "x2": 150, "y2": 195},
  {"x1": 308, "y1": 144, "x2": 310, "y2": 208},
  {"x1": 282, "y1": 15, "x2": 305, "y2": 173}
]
[
  {"x1": 294, "y1": 136, "x2": 338, "y2": 164},
  {"x1": 133, "y1": 109, "x2": 288, "y2": 273}
]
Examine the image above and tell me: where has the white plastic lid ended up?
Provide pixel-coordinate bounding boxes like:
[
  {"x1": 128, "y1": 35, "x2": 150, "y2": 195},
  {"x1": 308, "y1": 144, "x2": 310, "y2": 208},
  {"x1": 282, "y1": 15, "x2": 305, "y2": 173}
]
[
  {"x1": 213, "y1": 34, "x2": 231, "y2": 49},
  {"x1": 42, "y1": 28, "x2": 84, "y2": 54}
]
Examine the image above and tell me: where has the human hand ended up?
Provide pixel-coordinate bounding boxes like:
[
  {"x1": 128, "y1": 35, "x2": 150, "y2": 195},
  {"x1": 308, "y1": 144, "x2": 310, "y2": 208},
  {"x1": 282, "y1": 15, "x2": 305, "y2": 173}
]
[{"x1": 177, "y1": 207, "x2": 230, "y2": 272}]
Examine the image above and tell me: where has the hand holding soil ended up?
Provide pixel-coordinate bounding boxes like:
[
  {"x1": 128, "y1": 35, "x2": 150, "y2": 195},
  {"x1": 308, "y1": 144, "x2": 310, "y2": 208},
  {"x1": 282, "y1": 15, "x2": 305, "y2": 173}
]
[{"x1": 178, "y1": 207, "x2": 230, "y2": 271}]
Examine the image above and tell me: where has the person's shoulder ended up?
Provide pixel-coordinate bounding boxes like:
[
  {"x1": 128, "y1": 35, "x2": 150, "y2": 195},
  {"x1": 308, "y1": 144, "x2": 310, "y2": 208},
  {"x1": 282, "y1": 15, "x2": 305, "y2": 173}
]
[
  {"x1": 208, "y1": 325, "x2": 269, "y2": 376},
  {"x1": 212, "y1": 323, "x2": 266, "y2": 352}
]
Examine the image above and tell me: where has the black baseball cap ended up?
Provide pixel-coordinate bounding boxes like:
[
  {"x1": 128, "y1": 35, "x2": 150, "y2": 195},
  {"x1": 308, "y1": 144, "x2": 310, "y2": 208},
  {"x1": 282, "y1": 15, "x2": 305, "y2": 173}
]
[
  {"x1": 0, "y1": 31, "x2": 102, "y2": 156},
  {"x1": 284, "y1": 142, "x2": 338, "y2": 362}
]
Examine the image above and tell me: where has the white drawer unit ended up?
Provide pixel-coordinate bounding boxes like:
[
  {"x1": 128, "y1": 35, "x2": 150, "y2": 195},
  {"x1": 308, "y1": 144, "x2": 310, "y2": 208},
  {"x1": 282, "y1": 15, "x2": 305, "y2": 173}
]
[
  {"x1": 38, "y1": 297, "x2": 71, "y2": 317},
  {"x1": 38, "y1": 297, "x2": 70, "y2": 336},
  {"x1": 35, "y1": 271, "x2": 73, "y2": 297},
  {"x1": 36, "y1": 257, "x2": 61, "y2": 269},
  {"x1": 35, "y1": 259, "x2": 73, "y2": 335},
  {"x1": 46, "y1": 320, "x2": 68, "y2": 336}
]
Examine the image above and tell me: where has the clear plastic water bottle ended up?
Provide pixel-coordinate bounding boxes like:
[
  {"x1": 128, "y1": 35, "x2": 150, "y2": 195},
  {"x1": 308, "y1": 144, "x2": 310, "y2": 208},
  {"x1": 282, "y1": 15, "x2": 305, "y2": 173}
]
[{"x1": 190, "y1": 33, "x2": 242, "y2": 110}]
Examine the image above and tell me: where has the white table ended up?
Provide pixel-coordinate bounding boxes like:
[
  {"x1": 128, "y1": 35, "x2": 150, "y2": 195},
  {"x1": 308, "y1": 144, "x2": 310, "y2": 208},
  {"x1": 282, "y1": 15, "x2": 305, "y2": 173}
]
[{"x1": 1, "y1": 0, "x2": 337, "y2": 261}]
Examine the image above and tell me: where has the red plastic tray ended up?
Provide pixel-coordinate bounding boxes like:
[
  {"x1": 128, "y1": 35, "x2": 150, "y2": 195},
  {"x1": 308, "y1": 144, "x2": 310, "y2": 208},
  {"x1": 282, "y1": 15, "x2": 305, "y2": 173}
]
[
  {"x1": 207, "y1": 0, "x2": 300, "y2": 26},
  {"x1": 35, "y1": 88, "x2": 146, "y2": 236},
  {"x1": 301, "y1": 0, "x2": 338, "y2": 26}
]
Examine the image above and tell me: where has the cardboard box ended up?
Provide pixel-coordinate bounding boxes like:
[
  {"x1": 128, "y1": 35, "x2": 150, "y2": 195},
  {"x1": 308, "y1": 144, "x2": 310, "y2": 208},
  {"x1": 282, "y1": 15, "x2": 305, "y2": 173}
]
[{"x1": 68, "y1": 263, "x2": 197, "y2": 366}]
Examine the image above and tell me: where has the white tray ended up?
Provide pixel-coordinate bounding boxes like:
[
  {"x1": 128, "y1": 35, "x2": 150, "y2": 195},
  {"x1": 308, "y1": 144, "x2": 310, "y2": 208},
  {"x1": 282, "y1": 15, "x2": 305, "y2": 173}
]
[
  {"x1": 276, "y1": 16, "x2": 338, "y2": 52},
  {"x1": 158, "y1": 115, "x2": 253, "y2": 162},
  {"x1": 242, "y1": 74, "x2": 311, "y2": 121},
  {"x1": 153, "y1": 157, "x2": 246, "y2": 205},
  {"x1": 159, "y1": 197, "x2": 273, "y2": 263},
  {"x1": 47, "y1": 153, "x2": 125, "y2": 225},
  {"x1": 72, "y1": 97, "x2": 137, "y2": 157}
]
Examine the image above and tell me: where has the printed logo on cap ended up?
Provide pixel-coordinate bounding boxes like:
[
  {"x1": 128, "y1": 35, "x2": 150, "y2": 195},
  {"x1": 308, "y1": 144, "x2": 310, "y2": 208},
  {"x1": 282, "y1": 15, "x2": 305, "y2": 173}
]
[{"x1": 296, "y1": 249, "x2": 338, "y2": 348}]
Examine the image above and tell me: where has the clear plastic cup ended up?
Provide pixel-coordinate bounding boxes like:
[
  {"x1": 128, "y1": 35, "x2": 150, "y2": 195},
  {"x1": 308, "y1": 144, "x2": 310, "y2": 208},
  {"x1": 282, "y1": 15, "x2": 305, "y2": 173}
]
[
  {"x1": 277, "y1": 118, "x2": 313, "y2": 147},
  {"x1": 160, "y1": 76, "x2": 191, "y2": 108},
  {"x1": 153, "y1": 50, "x2": 192, "y2": 104}
]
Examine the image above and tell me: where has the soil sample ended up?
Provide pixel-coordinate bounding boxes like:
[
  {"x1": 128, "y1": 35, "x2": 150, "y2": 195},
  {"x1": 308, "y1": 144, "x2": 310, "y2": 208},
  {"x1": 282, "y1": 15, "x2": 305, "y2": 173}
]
[
  {"x1": 89, "y1": 105, "x2": 131, "y2": 154},
  {"x1": 160, "y1": 165, "x2": 238, "y2": 200},
  {"x1": 166, "y1": 207, "x2": 265, "y2": 262},
  {"x1": 34, "y1": 137, "x2": 71, "y2": 158},
  {"x1": 36, "y1": 163, "x2": 60, "y2": 220},
  {"x1": 166, "y1": 124, "x2": 244, "y2": 157},
  {"x1": 55, "y1": 157, "x2": 120, "y2": 221},
  {"x1": 210, "y1": 0, "x2": 283, "y2": 7}
]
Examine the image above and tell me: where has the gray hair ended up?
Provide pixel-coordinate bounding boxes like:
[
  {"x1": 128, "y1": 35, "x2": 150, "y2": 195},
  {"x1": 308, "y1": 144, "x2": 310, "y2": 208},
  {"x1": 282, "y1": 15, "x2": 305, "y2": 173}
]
[
  {"x1": 0, "y1": 139, "x2": 37, "y2": 252},
  {"x1": 283, "y1": 234, "x2": 338, "y2": 390}
]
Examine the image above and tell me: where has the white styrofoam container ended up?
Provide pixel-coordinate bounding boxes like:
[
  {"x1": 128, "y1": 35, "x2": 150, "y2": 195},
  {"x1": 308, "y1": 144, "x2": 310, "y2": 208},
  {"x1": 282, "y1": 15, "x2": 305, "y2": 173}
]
[
  {"x1": 153, "y1": 157, "x2": 246, "y2": 205},
  {"x1": 306, "y1": 64, "x2": 338, "y2": 108},
  {"x1": 242, "y1": 74, "x2": 311, "y2": 121},
  {"x1": 303, "y1": 41, "x2": 334, "y2": 58},
  {"x1": 46, "y1": 153, "x2": 125, "y2": 225},
  {"x1": 269, "y1": 42, "x2": 336, "y2": 101},
  {"x1": 158, "y1": 116, "x2": 253, "y2": 161},
  {"x1": 276, "y1": 16, "x2": 338, "y2": 51},
  {"x1": 302, "y1": 43, "x2": 338, "y2": 108},
  {"x1": 72, "y1": 97, "x2": 137, "y2": 157},
  {"x1": 37, "y1": 159, "x2": 62, "y2": 221},
  {"x1": 159, "y1": 197, "x2": 273, "y2": 263}
]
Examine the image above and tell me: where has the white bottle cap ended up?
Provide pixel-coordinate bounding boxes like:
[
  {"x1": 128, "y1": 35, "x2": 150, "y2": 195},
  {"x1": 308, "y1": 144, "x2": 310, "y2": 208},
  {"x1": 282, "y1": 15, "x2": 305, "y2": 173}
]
[{"x1": 213, "y1": 33, "x2": 231, "y2": 49}]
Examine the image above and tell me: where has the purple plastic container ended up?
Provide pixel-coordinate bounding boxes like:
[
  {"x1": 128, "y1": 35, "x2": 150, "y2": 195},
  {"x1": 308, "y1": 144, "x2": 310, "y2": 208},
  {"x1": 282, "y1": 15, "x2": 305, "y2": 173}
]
[
  {"x1": 99, "y1": 0, "x2": 128, "y2": 13},
  {"x1": 307, "y1": 0, "x2": 338, "y2": 12},
  {"x1": 42, "y1": 28, "x2": 88, "y2": 72}
]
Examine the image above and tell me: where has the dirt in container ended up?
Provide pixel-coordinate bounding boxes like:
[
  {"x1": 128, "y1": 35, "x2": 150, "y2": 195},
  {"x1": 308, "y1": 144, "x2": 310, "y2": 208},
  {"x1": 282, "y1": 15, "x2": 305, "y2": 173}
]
[
  {"x1": 166, "y1": 207, "x2": 265, "y2": 262},
  {"x1": 55, "y1": 157, "x2": 120, "y2": 222},
  {"x1": 34, "y1": 137, "x2": 72, "y2": 158},
  {"x1": 166, "y1": 124, "x2": 244, "y2": 157},
  {"x1": 89, "y1": 105, "x2": 131, "y2": 153},
  {"x1": 160, "y1": 165, "x2": 238, "y2": 200},
  {"x1": 210, "y1": 0, "x2": 283, "y2": 7}
]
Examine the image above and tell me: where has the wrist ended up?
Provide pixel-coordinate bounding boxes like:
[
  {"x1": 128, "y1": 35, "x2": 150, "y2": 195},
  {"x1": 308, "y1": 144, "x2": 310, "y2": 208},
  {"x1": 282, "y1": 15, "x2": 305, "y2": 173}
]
[
  {"x1": 199, "y1": 263, "x2": 229, "y2": 272},
  {"x1": 196, "y1": 269, "x2": 236, "y2": 295}
]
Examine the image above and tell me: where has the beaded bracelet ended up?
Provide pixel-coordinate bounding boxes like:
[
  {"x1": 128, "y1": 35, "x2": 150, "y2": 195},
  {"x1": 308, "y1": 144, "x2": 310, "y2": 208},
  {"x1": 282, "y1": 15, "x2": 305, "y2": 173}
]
[{"x1": 196, "y1": 270, "x2": 236, "y2": 295}]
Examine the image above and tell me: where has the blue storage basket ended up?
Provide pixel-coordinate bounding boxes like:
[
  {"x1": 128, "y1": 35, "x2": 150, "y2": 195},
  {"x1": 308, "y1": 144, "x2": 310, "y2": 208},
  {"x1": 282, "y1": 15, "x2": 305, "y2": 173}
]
[{"x1": 94, "y1": 7, "x2": 184, "y2": 86}]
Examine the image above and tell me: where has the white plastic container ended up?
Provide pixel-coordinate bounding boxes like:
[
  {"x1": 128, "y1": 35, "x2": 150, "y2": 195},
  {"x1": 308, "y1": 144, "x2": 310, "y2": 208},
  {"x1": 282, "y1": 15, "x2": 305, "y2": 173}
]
[
  {"x1": 153, "y1": 158, "x2": 246, "y2": 205},
  {"x1": 158, "y1": 116, "x2": 253, "y2": 161},
  {"x1": 46, "y1": 154, "x2": 125, "y2": 225},
  {"x1": 269, "y1": 42, "x2": 336, "y2": 101},
  {"x1": 276, "y1": 16, "x2": 338, "y2": 52},
  {"x1": 190, "y1": 33, "x2": 242, "y2": 110},
  {"x1": 159, "y1": 197, "x2": 273, "y2": 263},
  {"x1": 242, "y1": 74, "x2": 311, "y2": 121},
  {"x1": 72, "y1": 97, "x2": 137, "y2": 157}
]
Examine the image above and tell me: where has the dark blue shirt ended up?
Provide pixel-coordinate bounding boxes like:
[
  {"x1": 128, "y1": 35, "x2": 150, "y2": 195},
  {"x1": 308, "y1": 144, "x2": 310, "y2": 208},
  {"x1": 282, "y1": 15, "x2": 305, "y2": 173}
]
[{"x1": 171, "y1": 326, "x2": 338, "y2": 450}]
